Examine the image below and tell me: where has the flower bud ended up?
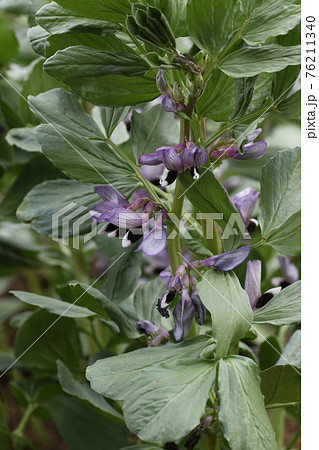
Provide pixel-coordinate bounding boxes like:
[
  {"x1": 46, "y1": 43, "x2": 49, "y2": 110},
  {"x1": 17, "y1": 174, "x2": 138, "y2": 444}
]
[{"x1": 156, "y1": 69, "x2": 171, "y2": 95}]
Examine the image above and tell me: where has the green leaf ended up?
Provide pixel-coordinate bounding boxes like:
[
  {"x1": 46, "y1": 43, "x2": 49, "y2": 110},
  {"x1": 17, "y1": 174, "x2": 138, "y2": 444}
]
[
  {"x1": 258, "y1": 336, "x2": 282, "y2": 371},
  {"x1": 253, "y1": 281, "x2": 301, "y2": 326},
  {"x1": 186, "y1": 0, "x2": 237, "y2": 57},
  {"x1": 0, "y1": 18, "x2": 19, "y2": 67},
  {"x1": 179, "y1": 169, "x2": 245, "y2": 250},
  {"x1": 197, "y1": 70, "x2": 236, "y2": 121},
  {"x1": 36, "y1": 2, "x2": 121, "y2": 35},
  {"x1": 57, "y1": 360, "x2": 123, "y2": 421},
  {"x1": 219, "y1": 44, "x2": 301, "y2": 78},
  {"x1": 123, "y1": 359, "x2": 215, "y2": 444},
  {"x1": 44, "y1": 46, "x2": 150, "y2": 80},
  {"x1": 86, "y1": 335, "x2": 210, "y2": 399},
  {"x1": 43, "y1": 394, "x2": 130, "y2": 450},
  {"x1": 14, "y1": 309, "x2": 82, "y2": 371},
  {"x1": 28, "y1": 88, "x2": 105, "y2": 139},
  {"x1": 0, "y1": 155, "x2": 63, "y2": 221},
  {"x1": 28, "y1": 26, "x2": 49, "y2": 56},
  {"x1": 74, "y1": 283, "x2": 139, "y2": 339},
  {"x1": 131, "y1": 104, "x2": 179, "y2": 158},
  {"x1": 54, "y1": 0, "x2": 131, "y2": 23},
  {"x1": 20, "y1": 59, "x2": 66, "y2": 125},
  {"x1": 230, "y1": 76, "x2": 258, "y2": 119},
  {"x1": 66, "y1": 72, "x2": 158, "y2": 107},
  {"x1": 260, "y1": 365, "x2": 301, "y2": 407},
  {"x1": 277, "y1": 89, "x2": 301, "y2": 119},
  {"x1": 102, "y1": 245, "x2": 142, "y2": 304},
  {"x1": 198, "y1": 270, "x2": 252, "y2": 357},
  {"x1": 218, "y1": 356, "x2": 277, "y2": 449},
  {"x1": 17, "y1": 179, "x2": 99, "y2": 237},
  {"x1": 5, "y1": 127, "x2": 41, "y2": 152},
  {"x1": 35, "y1": 124, "x2": 136, "y2": 194},
  {"x1": 99, "y1": 106, "x2": 131, "y2": 138},
  {"x1": 259, "y1": 148, "x2": 301, "y2": 255},
  {"x1": 11, "y1": 291, "x2": 97, "y2": 318},
  {"x1": 277, "y1": 330, "x2": 300, "y2": 368},
  {"x1": 242, "y1": 0, "x2": 301, "y2": 45}
]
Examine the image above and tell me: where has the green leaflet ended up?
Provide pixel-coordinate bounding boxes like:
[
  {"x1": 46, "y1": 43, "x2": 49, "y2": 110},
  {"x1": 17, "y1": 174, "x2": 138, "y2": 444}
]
[
  {"x1": 219, "y1": 44, "x2": 301, "y2": 78},
  {"x1": 187, "y1": 0, "x2": 237, "y2": 57},
  {"x1": 44, "y1": 46, "x2": 150, "y2": 80},
  {"x1": 198, "y1": 270, "x2": 252, "y2": 357},
  {"x1": 259, "y1": 148, "x2": 301, "y2": 256},
  {"x1": 53, "y1": 0, "x2": 131, "y2": 23},
  {"x1": 218, "y1": 356, "x2": 277, "y2": 449}
]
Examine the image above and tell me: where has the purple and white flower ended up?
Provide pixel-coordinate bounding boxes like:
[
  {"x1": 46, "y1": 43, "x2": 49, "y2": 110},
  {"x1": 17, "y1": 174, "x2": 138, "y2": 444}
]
[
  {"x1": 181, "y1": 141, "x2": 208, "y2": 179},
  {"x1": 245, "y1": 260, "x2": 281, "y2": 310},
  {"x1": 191, "y1": 246, "x2": 251, "y2": 271},
  {"x1": 210, "y1": 128, "x2": 267, "y2": 161}
]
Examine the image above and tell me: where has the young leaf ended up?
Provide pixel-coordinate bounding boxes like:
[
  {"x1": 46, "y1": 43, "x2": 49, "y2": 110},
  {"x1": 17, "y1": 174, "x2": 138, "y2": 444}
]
[
  {"x1": 186, "y1": 0, "x2": 237, "y2": 57},
  {"x1": 253, "y1": 281, "x2": 301, "y2": 326},
  {"x1": 131, "y1": 104, "x2": 180, "y2": 158},
  {"x1": 218, "y1": 356, "x2": 277, "y2": 449},
  {"x1": 219, "y1": 44, "x2": 301, "y2": 78},
  {"x1": 6, "y1": 127, "x2": 41, "y2": 152},
  {"x1": 99, "y1": 106, "x2": 131, "y2": 138},
  {"x1": 259, "y1": 147, "x2": 301, "y2": 255},
  {"x1": 198, "y1": 270, "x2": 252, "y2": 357}
]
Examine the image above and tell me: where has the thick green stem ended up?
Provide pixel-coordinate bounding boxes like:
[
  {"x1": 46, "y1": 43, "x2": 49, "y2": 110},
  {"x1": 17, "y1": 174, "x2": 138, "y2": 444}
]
[
  {"x1": 166, "y1": 179, "x2": 184, "y2": 273},
  {"x1": 269, "y1": 408, "x2": 285, "y2": 448}
]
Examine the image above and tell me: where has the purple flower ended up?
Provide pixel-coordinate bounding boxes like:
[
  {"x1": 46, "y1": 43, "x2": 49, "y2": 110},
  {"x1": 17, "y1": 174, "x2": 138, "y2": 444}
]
[
  {"x1": 138, "y1": 146, "x2": 184, "y2": 186},
  {"x1": 181, "y1": 141, "x2": 208, "y2": 179},
  {"x1": 210, "y1": 128, "x2": 267, "y2": 161},
  {"x1": 192, "y1": 246, "x2": 251, "y2": 271},
  {"x1": 161, "y1": 94, "x2": 186, "y2": 113},
  {"x1": 90, "y1": 186, "x2": 167, "y2": 256},
  {"x1": 173, "y1": 287, "x2": 196, "y2": 341},
  {"x1": 136, "y1": 214, "x2": 167, "y2": 256},
  {"x1": 140, "y1": 163, "x2": 165, "y2": 184},
  {"x1": 271, "y1": 256, "x2": 299, "y2": 288},
  {"x1": 245, "y1": 260, "x2": 281, "y2": 310},
  {"x1": 136, "y1": 320, "x2": 170, "y2": 346},
  {"x1": 232, "y1": 188, "x2": 259, "y2": 226}
]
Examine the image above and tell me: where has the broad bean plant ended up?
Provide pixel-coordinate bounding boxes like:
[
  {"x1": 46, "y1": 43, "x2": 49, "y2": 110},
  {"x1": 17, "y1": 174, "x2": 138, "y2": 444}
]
[{"x1": 0, "y1": 1, "x2": 301, "y2": 449}]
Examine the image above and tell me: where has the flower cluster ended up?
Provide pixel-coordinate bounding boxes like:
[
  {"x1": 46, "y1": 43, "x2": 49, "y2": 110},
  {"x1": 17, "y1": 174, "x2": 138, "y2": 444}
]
[
  {"x1": 157, "y1": 265, "x2": 206, "y2": 341},
  {"x1": 138, "y1": 140, "x2": 208, "y2": 186},
  {"x1": 90, "y1": 185, "x2": 167, "y2": 256}
]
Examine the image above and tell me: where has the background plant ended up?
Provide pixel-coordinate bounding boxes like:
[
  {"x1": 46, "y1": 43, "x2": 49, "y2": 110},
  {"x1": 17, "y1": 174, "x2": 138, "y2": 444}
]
[{"x1": 0, "y1": 1, "x2": 301, "y2": 449}]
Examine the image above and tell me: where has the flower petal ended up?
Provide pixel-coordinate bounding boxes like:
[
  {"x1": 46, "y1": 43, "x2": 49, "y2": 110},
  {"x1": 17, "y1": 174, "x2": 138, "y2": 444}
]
[
  {"x1": 104, "y1": 206, "x2": 143, "y2": 229},
  {"x1": 278, "y1": 256, "x2": 299, "y2": 285},
  {"x1": 245, "y1": 260, "x2": 262, "y2": 310},
  {"x1": 232, "y1": 187, "x2": 259, "y2": 226},
  {"x1": 138, "y1": 153, "x2": 163, "y2": 166},
  {"x1": 140, "y1": 163, "x2": 165, "y2": 181},
  {"x1": 198, "y1": 246, "x2": 251, "y2": 271},
  {"x1": 136, "y1": 226, "x2": 167, "y2": 256},
  {"x1": 173, "y1": 293, "x2": 196, "y2": 342},
  {"x1": 94, "y1": 186, "x2": 129, "y2": 205},
  {"x1": 232, "y1": 140, "x2": 267, "y2": 160},
  {"x1": 156, "y1": 146, "x2": 184, "y2": 172}
]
